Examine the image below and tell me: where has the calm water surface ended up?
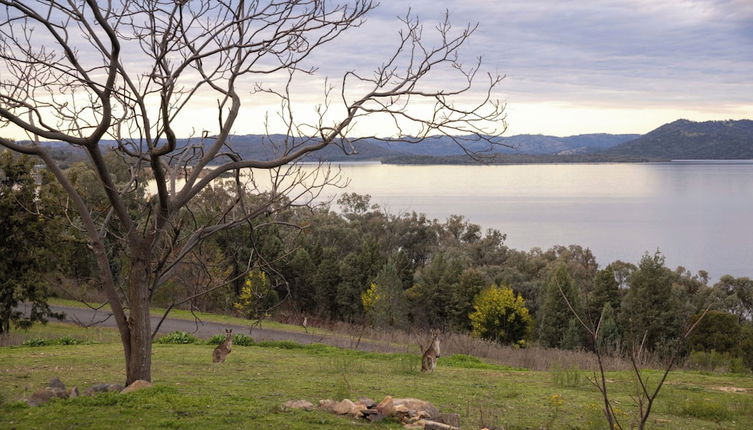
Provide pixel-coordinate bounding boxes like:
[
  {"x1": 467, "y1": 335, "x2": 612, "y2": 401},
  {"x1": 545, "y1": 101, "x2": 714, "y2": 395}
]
[{"x1": 319, "y1": 161, "x2": 753, "y2": 280}]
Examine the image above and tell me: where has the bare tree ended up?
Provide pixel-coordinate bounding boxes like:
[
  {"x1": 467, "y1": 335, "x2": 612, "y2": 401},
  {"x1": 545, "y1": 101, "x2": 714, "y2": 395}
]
[{"x1": 0, "y1": 1, "x2": 506, "y2": 384}]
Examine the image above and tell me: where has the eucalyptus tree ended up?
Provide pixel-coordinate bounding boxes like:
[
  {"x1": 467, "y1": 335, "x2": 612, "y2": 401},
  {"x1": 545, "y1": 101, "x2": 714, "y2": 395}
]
[{"x1": 0, "y1": 0, "x2": 506, "y2": 383}]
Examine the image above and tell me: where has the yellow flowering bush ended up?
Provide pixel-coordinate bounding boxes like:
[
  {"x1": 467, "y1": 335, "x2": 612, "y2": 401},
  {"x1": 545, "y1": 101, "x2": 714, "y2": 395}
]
[{"x1": 469, "y1": 284, "x2": 533, "y2": 345}]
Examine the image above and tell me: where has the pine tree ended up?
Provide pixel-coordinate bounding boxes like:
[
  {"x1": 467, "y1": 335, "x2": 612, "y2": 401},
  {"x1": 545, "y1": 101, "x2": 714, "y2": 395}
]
[
  {"x1": 538, "y1": 263, "x2": 584, "y2": 349},
  {"x1": 0, "y1": 151, "x2": 62, "y2": 333},
  {"x1": 619, "y1": 252, "x2": 682, "y2": 350}
]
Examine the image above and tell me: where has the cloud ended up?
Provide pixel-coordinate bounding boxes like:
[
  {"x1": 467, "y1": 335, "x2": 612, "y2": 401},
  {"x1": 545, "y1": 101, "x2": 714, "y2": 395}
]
[{"x1": 314, "y1": 0, "x2": 753, "y2": 117}]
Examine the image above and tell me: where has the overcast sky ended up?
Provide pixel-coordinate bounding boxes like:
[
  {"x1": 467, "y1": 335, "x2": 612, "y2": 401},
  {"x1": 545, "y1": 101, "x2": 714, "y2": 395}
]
[
  {"x1": 302, "y1": 0, "x2": 750, "y2": 136},
  {"x1": 4, "y1": 0, "x2": 751, "y2": 139}
]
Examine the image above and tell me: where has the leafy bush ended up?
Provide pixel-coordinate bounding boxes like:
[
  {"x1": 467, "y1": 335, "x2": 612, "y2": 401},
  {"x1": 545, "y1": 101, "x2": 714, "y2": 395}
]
[
  {"x1": 56, "y1": 335, "x2": 83, "y2": 345},
  {"x1": 232, "y1": 333, "x2": 254, "y2": 346},
  {"x1": 207, "y1": 333, "x2": 255, "y2": 346},
  {"x1": 22, "y1": 337, "x2": 51, "y2": 347},
  {"x1": 469, "y1": 284, "x2": 533, "y2": 345},
  {"x1": 155, "y1": 331, "x2": 200, "y2": 344}
]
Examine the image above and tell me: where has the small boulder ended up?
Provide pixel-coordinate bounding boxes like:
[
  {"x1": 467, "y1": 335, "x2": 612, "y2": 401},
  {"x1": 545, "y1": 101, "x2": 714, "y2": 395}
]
[
  {"x1": 350, "y1": 402, "x2": 369, "y2": 418},
  {"x1": 376, "y1": 395, "x2": 395, "y2": 416},
  {"x1": 358, "y1": 397, "x2": 377, "y2": 408},
  {"x1": 362, "y1": 408, "x2": 386, "y2": 423},
  {"x1": 282, "y1": 400, "x2": 315, "y2": 411},
  {"x1": 84, "y1": 384, "x2": 110, "y2": 396},
  {"x1": 393, "y1": 398, "x2": 440, "y2": 420},
  {"x1": 318, "y1": 399, "x2": 338, "y2": 413},
  {"x1": 332, "y1": 399, "x2": 356, "y2": 415},
  {"x1": 120, "y1": 380, "x2": 153, "y2": 394},
  {"x1": 49, "y1": 378, "x2": 66, "y2": 390},
  {"x1": 27, "y1": 387, "x2": 68, "y2": 406},
  {"x1": 108, "y1": 383, "x2": 124, "y2": 392}
]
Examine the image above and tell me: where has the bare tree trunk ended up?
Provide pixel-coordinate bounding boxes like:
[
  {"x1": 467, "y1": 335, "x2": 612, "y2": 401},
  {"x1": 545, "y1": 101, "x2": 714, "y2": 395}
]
[{"x1": 125, "y1": 246, "x2": 153, "y2": 385}]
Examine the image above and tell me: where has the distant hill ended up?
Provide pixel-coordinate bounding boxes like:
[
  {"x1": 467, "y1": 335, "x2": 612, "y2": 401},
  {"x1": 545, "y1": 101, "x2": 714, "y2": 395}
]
[
  {"x1": 605, "y1": 119, "x2": 753, "y2": 159},
  {"x1": 30, "y1": 119, "x2": 753, "y2": 164}
]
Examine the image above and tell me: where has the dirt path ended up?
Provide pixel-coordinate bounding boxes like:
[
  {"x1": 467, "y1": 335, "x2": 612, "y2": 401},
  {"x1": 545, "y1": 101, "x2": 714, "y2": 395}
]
[{"x1": 50, "y1": 305, "x2": 403, "y2": 353}]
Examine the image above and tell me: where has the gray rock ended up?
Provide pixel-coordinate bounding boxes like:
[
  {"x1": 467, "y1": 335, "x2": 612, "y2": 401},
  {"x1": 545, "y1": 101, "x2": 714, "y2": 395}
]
[
  {"x1": 358, "y1": 397, "x2": 377, "y2": 408},
  {"x1": 49, "y1": 378, "x2": 66, "y2": 390}
]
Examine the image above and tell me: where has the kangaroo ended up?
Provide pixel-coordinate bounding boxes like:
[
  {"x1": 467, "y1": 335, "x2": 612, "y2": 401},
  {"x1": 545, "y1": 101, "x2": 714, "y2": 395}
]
[
  {"x1": 421, "y1": 330, "x2": 441, "y2": 372},
  {"x1": 212, "y1": 329, "x2": 233, "y2": 363}
]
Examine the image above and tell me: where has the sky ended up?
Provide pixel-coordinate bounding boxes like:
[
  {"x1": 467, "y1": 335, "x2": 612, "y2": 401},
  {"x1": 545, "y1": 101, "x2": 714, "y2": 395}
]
[
  {"x1": 2, "y1": 0, "x2": 752, "y2": 139},
  {"x1": 328, "y1": 0, "x2": 753, "y2": 136}
]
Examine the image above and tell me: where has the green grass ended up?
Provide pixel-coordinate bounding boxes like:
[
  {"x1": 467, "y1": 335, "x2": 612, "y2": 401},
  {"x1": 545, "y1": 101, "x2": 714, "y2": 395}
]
[{"x1": 2, "y1": 323, "x2": 753, "y2": 429}]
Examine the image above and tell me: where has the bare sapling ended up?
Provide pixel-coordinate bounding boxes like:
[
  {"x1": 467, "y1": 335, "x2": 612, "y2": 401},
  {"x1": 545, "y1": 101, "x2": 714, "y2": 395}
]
[
  {"x1": 421, "y1": 329, "x2": 442, "y2": 372},
  {"x1": 212, "y1": 329, "x2": 233, "y2": 363},
  {"x1": 554, "y1": 278, "x2": 710, "y2": 430}
]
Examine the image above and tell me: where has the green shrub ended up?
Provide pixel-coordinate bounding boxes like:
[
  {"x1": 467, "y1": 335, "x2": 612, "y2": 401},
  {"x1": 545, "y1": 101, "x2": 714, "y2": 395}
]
[
  {"x1": 232, "y1": 333, "x2": 254, "y2": 346},
  {"x1": 56, "y1": 335, "x2": 83, "y2": 345},
  {"x1": 22, "y1": 337, "x2": 51, "y2": 347},
  {"x1": 155, "y1": 331, "x2": 200, "y2": 344}
]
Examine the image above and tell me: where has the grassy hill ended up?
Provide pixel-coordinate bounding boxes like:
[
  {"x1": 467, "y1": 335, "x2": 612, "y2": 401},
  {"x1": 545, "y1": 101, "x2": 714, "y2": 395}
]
[{"x1": 2, "y1": 322, "x2": 753, "y2": 429}]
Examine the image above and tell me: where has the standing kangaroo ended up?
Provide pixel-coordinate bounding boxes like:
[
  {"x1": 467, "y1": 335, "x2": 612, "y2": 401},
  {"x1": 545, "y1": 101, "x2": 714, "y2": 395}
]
[
  {"x1": 212, "y1": 329, "x2": 233, "y2": 363},
  {"x1": 421, "y1": 330, "x2": 441, "y2": 372}
]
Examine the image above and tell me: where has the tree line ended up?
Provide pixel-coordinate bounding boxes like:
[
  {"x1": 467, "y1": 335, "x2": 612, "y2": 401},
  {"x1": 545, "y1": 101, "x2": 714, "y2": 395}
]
[{"x1": 4, "y1": 151, "x2": 751, "y2": 370}]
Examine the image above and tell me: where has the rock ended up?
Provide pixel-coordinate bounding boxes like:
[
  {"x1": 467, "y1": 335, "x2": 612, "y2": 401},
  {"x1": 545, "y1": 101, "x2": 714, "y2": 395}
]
[
  {"x1": 358, "y1": 397, "x2": 377, "y2": 408},
  {"x1": 403, "y1": 422, "x2": 425, "y2": 429},
  {"x1": 108, "y1": 383, "x2": 124, "y2": 392},
  {"x1": 376, "y1": 395, "x2": 395, "y2": 416},
  {"x1": 361, "y1": 408, "x2": 385, "y2": 422},
  {"x1": 120, "y1": 380, "x2": 153, "y2": 394},
  {"x1": 27, "y1": 387, "x2": 68, "y2": 406},
  {"x1": 437, "y1": 413, "x2": 461, "y2": 427},
  {"x1": 318, "y1": 399, "x2": 338, "y2": 413},
  {"x1": 49, "y1": 378, "x2": 66, "y2": 390},
  {"x1": 424, "y1": 420, "x2": 459, "y2": 430},
  {"x1": 393, "y1": 398, "x2": 440, "y2": 420},
  {"x1": 84, "y1": 383, "x2": 122, "y2": 396},
  {"x1": 350, "y1": 402, "x2": 368, "y2": 418},
  {"x1": 68, "y1": 387, "x2": 79, "y2": 398},
  {"x1": 282, "y1": 400, "x2": 314, "y2": 411},
  {"x1": 332, "y1": 399, "x2": 356, "y2": 415}
]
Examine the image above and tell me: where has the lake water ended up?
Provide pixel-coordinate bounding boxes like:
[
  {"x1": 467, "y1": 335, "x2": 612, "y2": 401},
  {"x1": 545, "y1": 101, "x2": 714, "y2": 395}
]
[{"x1": 315, "y1": 161, "x2": 753, "y2": 281}]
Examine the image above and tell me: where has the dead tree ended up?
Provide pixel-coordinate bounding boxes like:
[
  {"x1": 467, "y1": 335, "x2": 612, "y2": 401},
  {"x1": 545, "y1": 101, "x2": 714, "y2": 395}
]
[{"x1": 0, "y1": 1, "x2": 506, "y2": 384}]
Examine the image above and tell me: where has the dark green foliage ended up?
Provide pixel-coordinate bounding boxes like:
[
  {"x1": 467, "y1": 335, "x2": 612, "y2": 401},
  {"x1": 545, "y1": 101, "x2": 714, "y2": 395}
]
[
  {"x1": 206, "y1": 333, "x2": 255, "y2": 346},
  {"x1": 0, "y1": 151, "x2": 64, "y2": 333},
  {"x1": 21, "y1": 337, "x2": 52, "y2": 347},
  {"x1": 597, "y1": 303, "x2": 620, "y2": 352},
  {"x1": 587, "y1": 266, "x2": 620, "y2": 324},
  {"x1": 687, "y1": 311, "x2": 741, "y2": 354},
  {"x1": 538, "y1": 264, "x2": 584, "y2": 349},
  {"x1": 739, "y1": 325, "x2": 753, "y2": 371},
  {"x1": 619, "y1": 252, "x2": 683, "y2": 350},
  {"x1": 362, "y1": 258, "x2": 409, "y2": 328}
]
